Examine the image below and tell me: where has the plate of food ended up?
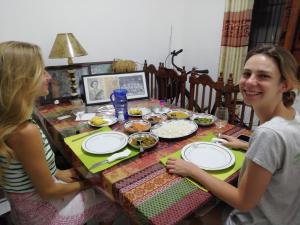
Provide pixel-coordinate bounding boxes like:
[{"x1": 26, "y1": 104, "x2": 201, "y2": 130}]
[
  {"x1": 124, "y1": 120, "x2": 151, "y2": 133},
  {"x1": 128, "y1": 107, "x2": 151, "y2": 116},
  {"x1": 191, "y1": 113, "x2": 216, "y2": 126},
  {"x1": 128, "y1": 132, "x2": 159, "y2": 150},
  {"x1": 150, "y1": 120, "x2": 198, "y2": 139},
  {"x1": 88, "y1": 116, "x2": 118, "y2": 127},
  {"x1": 142, "y1": 113, "x2": 167, "y2": 125},
  {"x1": 181, "y1": 142, "x2": 235, "y2": 170},
  {"x1": 167, "y1": 110, "x2": 191, "y2": 119}
]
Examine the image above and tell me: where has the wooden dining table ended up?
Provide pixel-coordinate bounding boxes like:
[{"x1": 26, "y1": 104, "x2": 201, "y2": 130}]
[{"x1": 33, "y1": 99, "x2": 250, "y2": 225}]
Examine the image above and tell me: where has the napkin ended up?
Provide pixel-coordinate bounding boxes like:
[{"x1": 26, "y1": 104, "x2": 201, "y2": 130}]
[
  {"x1": 160, "y1": 133, "x2": 245, "y2": 192},
  {"x1": 75, "y1": 112, "x2": 96, "y2": 121},
  {"x1": 64, "y1": 127, "x2": 139, "y2": 173}
]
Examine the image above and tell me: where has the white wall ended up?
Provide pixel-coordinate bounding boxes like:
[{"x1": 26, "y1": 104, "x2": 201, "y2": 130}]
[
  {"x1": 182, "y1": 1, "x2": 225, "y2": 79},
  {"x1": 0, "y1": 0, "x2": 225, "y2": 74}
]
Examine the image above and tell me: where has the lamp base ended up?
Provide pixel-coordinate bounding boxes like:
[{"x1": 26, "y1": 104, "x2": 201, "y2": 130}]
[{"x1": 67, "y1": 69, "x2": 79, "y2": 97}]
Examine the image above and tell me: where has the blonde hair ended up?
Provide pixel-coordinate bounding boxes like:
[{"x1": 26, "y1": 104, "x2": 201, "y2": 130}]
[
  {"x1": 245, "y1": 45, "x2": 300, "y2": 107},
  {"x1": 0, "y1": 41, "x2": 44, "y2": 162}
]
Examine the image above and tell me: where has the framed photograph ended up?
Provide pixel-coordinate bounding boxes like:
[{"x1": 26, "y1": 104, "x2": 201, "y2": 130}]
[
  {"x1": 82, "y1": 71, "x2": 148, "y2": 105},
  {"x1": 40, "y1": 61, "x2": 113, "y2": 105}
]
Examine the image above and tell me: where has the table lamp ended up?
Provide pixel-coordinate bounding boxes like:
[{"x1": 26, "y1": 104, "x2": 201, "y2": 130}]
[{"x1": 49, "y1": 33, "x2": 88, "y2": 97}]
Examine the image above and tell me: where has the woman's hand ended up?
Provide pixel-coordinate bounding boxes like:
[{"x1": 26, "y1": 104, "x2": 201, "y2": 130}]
[
  {"x1": 166, "y1": 157, "x2": 199, "y2": 177},
  {"x1": 220, "y1": 134, "x2": 249, "y2": 151},
  {"x1": 55, "y1": 168, "x2": 80, "y2": 183}
]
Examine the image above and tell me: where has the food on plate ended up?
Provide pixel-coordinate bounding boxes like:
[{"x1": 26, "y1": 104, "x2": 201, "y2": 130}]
[
  {"x1": 191, "y1": 114, "x2": 216, "y2": 126},
  {"x1": 129, "y1": 108, "x2": 142, "y2": 115},
  {"x1": 167, "y1": 111, "x2": 189, "y2": 119},
  {"x1": 151, "y1": 120, "x2": 197, "y2": 138},
  {"x1": 125, "y1": 121, "x2": 151, "y2": 133},
  {"x1": 143, "y1": 113, "x2": 167, "y2": 124},
  {"x1": 90, "y1": 116, "x2": 107, "y2": 126},
  {"x1": 129, "y1": 135, "x2": 157, "y2": 148},
  {"x1": 147, "y1": 115, "x2": 163, "y2": 123},
  {"x1": 193, "y1": 117, "x2": 213, "y2": 125}
]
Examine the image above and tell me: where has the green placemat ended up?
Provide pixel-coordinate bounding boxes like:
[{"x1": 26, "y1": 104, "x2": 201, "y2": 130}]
[
  {"x1": 160, "y1": 133, "x2": 245, "y2": 192},
  {"x1": 64, "y1": 127, "x2": 139, "y2": 173}
]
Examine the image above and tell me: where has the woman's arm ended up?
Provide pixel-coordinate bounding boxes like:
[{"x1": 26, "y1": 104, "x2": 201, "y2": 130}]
[
  {"x1": 166, "y1": 158, "x2": 272, "y2": 211},
  {"x1": 55, "y1": 168, "x2": 80, "y2": 183},
  {"x1": 7, "y1": 122, "x2": 90, "y2": 200},
  {"x1": 221, "y1": 134, "x2": 249, "y2": 151}
]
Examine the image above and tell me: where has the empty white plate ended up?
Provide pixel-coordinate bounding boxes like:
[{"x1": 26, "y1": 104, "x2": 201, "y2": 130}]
[
  {"x1": 181, "y1": 142, "x2": 235, "y2": 170},
  {"x1": 82, "y1": 131, "x2": 128, "y2": 154}
]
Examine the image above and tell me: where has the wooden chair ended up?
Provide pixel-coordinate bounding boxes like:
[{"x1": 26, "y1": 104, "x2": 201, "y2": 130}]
[
  {"x1": 143, "y1": 61, "x2": 159, "y2": 99},
  {"x1": 224, "y1": 74, "x2": 256, "y2": 130},
  {"x1": 144, "y1": 61, "x2": 187, "y2": 108},
  {"x1": 188, "y1": 69, "x2": 224, "y2": 114}
]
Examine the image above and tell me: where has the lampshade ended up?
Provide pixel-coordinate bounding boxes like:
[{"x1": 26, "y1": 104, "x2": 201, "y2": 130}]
[{"x1": 49, "y1": 33, "x2": 87, "y2": 64}]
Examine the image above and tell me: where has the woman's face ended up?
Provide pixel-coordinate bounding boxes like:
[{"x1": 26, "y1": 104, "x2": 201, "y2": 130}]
[
  {"x1": 91, "y1": 81, "x2": 98, "y2": 88},
  {"x1": 239, "y1": 54, "x2": 288, "y2": 109},
  {"x1": 38, "y1": 71, "x2": 52, "y2": 97}
]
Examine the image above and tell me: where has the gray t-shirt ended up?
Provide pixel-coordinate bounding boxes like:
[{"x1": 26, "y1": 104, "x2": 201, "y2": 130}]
[{"x1": 226, "y1": 110, "x2": 300, "y2": 225}]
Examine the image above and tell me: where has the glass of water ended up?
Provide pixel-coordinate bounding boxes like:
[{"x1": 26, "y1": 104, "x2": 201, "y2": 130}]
[{"x1": 214, "y1": 106, "x2": 229, "y2": 137}]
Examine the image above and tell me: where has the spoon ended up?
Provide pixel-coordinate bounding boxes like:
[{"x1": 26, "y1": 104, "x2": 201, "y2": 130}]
[{"x1": 137, "y1": 138, "x2": 144, "y2": 153}]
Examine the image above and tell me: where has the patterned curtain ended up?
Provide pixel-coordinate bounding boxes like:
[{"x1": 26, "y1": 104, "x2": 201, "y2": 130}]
[{"x1": 218, "y1": 0, "x2": 255, "y2": 84}]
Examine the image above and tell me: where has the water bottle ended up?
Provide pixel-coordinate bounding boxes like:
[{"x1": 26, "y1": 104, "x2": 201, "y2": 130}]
[{"x1": 110, "y1": 89, "x2": 129, "y2": 122}]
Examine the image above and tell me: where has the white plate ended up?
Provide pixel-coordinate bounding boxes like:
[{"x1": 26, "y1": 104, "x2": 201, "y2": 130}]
[
  {"x1": 128, "y1": 107, "x2": 151, "y2": 116},
  {"x1": 150, "y1": 120, "x2": 198, "y2": 139},
  {"x1": 181, "y1": 142, "x2": 235, "y2": 170},
  {"x1": 152, "y1": 106, "x2": 170, "y2": 114},
  {"x1": 82, "y1": 131, "x2": 128, "y2": 154},
  {"x1": 88, "y1": 116, "x2": 118, "y2": 127}
]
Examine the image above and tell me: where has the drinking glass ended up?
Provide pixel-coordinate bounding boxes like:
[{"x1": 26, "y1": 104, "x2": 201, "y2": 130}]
[
  {"x1": 72, "y1": 104, "x2": 87, "y2": 133},
  {"x1": 214, "y1": 106, "x2": 229, "y2": 137}
]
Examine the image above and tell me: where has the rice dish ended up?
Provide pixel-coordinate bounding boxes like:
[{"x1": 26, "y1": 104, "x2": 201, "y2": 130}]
[{"x1": 151, "y1": 120, "x2": 197, "y2": 138}]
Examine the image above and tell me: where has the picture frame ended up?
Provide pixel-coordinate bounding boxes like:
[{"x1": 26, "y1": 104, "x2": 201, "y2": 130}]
[
  {"x1": 82, "y1": 71, "x2": 149, "y2": 105},
  {"x1": 40, "y1": 61, "x2": 113, "y2": 105},
  {"x1": 89, "y1": 62, "x2": 112, "y2": 75}
]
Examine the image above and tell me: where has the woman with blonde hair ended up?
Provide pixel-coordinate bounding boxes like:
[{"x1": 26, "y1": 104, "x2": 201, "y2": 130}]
[
  {"x1": 0, "y1": 41, "x2": 120, "y2": 225},
  {"x1": 167, "y1": 45, "x2": 300, "y2": 225}
]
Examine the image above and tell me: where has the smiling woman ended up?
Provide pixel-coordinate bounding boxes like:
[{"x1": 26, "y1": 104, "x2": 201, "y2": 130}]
[{"x1": 166, "y1": 45, "x2": 300, "y2": 225}]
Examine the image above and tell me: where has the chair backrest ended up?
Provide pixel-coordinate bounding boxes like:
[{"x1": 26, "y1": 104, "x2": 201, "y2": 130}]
[
  {"x1": 224, "y1": 74, "x2": 256, "y2": 130},
  {"x1": 143, "y1": 60, "x2": 159, "y2": 99},
  {"x1": 144, "y1": 61, "x2": 187, "y2": 108},
  {"x1": 188, "y1": 69, "x2": 224, "y2": 114}
]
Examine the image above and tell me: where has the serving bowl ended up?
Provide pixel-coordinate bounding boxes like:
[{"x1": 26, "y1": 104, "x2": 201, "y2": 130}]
[
  {"x1": 167, "y1": 110, "x2": 191, "y2": 119},
  {"x1": 124, "y1": 120, "x2": 151, "y2": 133},
  {"x1": 191, "y1": 113, "x2": 216, "y2": 126},
  {"x1": 142, "y1": 113, "x2": 167, "y2": 125},
  {"x1": 128, "y1": 132, "x2": 159, "y2": 150}
]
